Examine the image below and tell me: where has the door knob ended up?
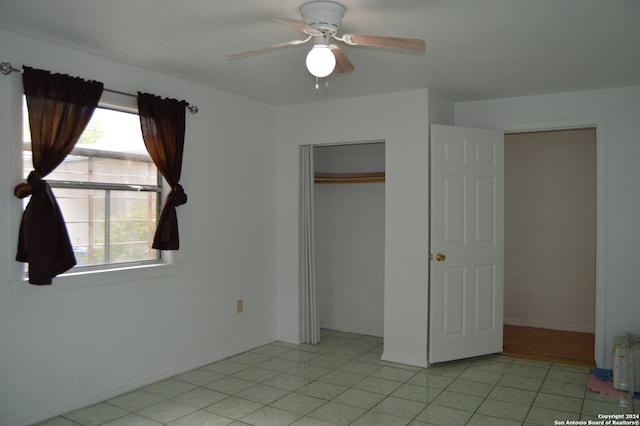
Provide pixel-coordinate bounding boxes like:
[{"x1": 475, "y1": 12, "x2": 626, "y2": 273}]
[{"x1": 435, "y1": 253, "x2": 446, "y2": 262}]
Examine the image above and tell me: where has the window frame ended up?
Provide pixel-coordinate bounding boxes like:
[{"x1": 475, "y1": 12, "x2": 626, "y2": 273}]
[{"x1": 9, "y1": 89, "x2": 180, "y2": 294}]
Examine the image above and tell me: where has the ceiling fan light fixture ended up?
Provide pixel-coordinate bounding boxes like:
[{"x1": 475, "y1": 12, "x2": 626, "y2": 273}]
[
  {"x1": 306, "y1": 44, "x2": 336, "y2": 77},
  {"x1": 228, "y1": 1, "x2": 424, "y2": 88}
]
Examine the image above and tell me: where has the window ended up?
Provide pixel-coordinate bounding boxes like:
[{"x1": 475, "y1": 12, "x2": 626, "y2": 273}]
[{"x1": 22, "y1": 96, "x2": 162, "y2": 271}]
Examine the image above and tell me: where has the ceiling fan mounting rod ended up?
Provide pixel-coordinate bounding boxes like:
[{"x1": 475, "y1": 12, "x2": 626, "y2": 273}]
[{"x1": 312, "y1": 33, "x2": 331, "y2": 46}]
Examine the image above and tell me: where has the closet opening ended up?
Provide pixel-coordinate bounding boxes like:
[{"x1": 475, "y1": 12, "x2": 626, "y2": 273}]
[{"x1": 313, "y1": 141, "x2": 385, "y2": 337}]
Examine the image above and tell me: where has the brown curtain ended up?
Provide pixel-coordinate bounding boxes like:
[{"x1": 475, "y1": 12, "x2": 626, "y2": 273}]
[
  {"x1": 14, "y1": 66, "x2": 103, "y2": 285},
  {"x1": 137, "y1": 93, "x2": 188, "y2": 250}
]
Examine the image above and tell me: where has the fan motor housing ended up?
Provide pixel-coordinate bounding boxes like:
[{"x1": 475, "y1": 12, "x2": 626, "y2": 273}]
[{"x1": 301, "y1": 1, "x2": 345, "y2": 35}]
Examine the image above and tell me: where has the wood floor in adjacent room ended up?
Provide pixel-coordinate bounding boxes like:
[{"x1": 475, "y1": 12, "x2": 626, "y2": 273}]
[{"x1": 502, "y1": 324, "x2": 596, "y2": 366}]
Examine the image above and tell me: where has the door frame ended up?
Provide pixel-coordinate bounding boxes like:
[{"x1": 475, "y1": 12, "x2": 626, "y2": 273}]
[
  {"x1": 311, "y1": 141, "x2": 387, "y2": 337},
  {"x1": 502, "y1": 117, "x2": 606, "y2": 368}
]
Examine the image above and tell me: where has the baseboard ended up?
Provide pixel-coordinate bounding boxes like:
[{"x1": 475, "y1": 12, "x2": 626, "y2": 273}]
[
  {"x1": 319, "y1": 321, "x2": 382, "y2": 338},
  {"x1": 500, "y1": 350, "x2": 596, "y2": 367},
  {"x1": 504, "y1": 318, "x2": 595, "y2": 334},
  {"x1": 275, "y1": 332, "x2": 301, "y2": 345},
  {"x1": 4, "y1": 334, "x2": 278, "y2": 426},
  {"x1": 381, "y1": 350, "x2": 427, "y2": 368}
]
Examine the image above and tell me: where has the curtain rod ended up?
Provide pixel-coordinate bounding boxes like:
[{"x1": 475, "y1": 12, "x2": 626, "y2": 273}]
[{"x1": 0, "y1": 61, "x2": 199, "y2": 114}]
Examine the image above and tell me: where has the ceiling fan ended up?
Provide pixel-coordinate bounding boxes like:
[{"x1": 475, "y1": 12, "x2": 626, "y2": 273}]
[{"x1": 228, "y1": 1, "x2": 425, "y2": 84}]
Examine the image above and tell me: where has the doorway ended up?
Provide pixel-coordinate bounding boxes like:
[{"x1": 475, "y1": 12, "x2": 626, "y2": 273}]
[
  {"x1": 502, "y1": 128, "x2": 596, "y2": 365},
  {"x1": 312, "y1": 142, "x2": 386, "y2": 337}
]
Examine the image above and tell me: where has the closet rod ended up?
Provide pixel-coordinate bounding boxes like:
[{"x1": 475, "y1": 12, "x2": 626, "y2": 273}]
[
  {"x1": 0, "y1": 61, "x2": 199, "y2": 114},
  {"x1": 315, "y1": 172, "x2": 385, "y2": 184}
]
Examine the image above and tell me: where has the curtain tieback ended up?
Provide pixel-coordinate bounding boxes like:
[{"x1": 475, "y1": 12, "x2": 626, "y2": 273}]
[
  {"x1": 14, "y1": 171, "x2": 44, "y2": 199},
  {"x1": 167, "y1": 184, "x2": 187, "y2": 206}
]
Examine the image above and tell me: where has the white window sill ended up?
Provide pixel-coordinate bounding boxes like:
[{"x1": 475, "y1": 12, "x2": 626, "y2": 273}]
[{"x1": 9, "y1": 262, "x2": 182, "y2": 296}]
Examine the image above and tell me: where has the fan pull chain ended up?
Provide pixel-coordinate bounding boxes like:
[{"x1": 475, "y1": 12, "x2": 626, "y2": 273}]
[{"x1": 314, "y1": 77, "x2": 330, "y2": 93}]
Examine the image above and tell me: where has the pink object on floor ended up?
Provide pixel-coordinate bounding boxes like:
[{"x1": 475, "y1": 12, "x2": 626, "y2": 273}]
[{"x1": 587, "y1": 374, "x2": 632, "y2": 399}]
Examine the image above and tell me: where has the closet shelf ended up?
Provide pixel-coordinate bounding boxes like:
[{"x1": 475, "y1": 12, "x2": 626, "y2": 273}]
[{"x1": 314, "y1": 172, "x2": 385, "y2": 184}]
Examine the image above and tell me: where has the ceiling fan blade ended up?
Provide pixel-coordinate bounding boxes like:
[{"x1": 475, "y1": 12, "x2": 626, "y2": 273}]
[
  {"x1": 342, "y1": 34, "x2": 425, "y2": 51},
  {"x1": 228, "y1": 37, "x2": 312, "y2": 59},
  {"x1": 274, "y1": 17, "x2": 323, "y2": 36},
  {"x1": 330, "y1": 45, "x2": 354, "y2": 74}
]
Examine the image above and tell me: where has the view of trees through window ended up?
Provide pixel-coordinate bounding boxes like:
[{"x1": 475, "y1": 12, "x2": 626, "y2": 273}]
[{"x1": 22, "y1": 100, "x2": 161, "y2": 268}]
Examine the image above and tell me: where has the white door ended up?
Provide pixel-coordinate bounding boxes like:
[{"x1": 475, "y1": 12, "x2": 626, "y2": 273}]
[{"x1": 429, "y1": 124, "x2": 504, "y2": 363}]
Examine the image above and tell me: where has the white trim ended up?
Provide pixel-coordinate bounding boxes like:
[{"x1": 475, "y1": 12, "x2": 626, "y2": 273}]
[
  {"x1": 319, "y1": 321, "x2": 383, "y2": 338},
  {"x1": 7, "y1": 71, "x2": 24, "y2": 284},
  {"x1": 504, "y1": 318, "x2": 595, "y2": 334},
  {"x1": 9, "y1": 261, "x2": 182, "y2": 296},
  {"x1": 502, "y1": 117, "x2": 606, "y2": 368},
  {"x1": 99, "y1": 89, "x2": 138, "y2": 113}
]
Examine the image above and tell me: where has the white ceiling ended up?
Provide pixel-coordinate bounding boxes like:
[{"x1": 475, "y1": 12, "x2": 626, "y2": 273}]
[{"x1": 1, "y1": 0, "x2": 639, "y2": 106}]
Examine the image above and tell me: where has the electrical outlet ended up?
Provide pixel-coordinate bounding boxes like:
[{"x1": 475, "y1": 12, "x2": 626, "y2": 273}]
[{"x1": 237, "y1": 299, "x2": 243, "y2": 313}]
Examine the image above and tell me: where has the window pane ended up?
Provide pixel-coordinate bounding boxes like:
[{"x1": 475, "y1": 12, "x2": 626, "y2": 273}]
[
  {"x1": 53, "y1": 188, "x2": 158, "y2": 267},
  {"x1": 54, "y1": 188, "x2": 104, "y2": 267},
  {"x1": 48, "y1": 155, "x2": 90, "y2": 181},
  {"x1": 90, "y1": 157, "x2": 157, "y2": 185},
  {"x1": 23, "y1": 105, "x2": 157, "y2": 185},
  {"x1": 109, "y1": 190, "x2": 158, "y2": 264},
  {"x1": 110, "y1": 191, "x2": 157, "y2": 246}
]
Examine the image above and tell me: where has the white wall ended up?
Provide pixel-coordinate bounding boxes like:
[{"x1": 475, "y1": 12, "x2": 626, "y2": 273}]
[
  {"x1": 455, "y1": 86, "x2": 640, "y2": 368},
  {"x1": 276, "y1": 90, "x2": 432, "y2": 367},
  {"x1": 429, "y1": 89, "x2": 455, "y2": 126},
  {"x1": 0, "y1": 31, "x2": 278, "y2": 426},
  {"x1": 314, "y1": 142, "x2": 385, "y2": 173}
]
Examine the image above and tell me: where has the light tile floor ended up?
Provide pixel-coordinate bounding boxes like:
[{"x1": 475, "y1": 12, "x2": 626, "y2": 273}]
[{"x1": 38, "y1": 329, "x2": 638, "y2": 426}]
